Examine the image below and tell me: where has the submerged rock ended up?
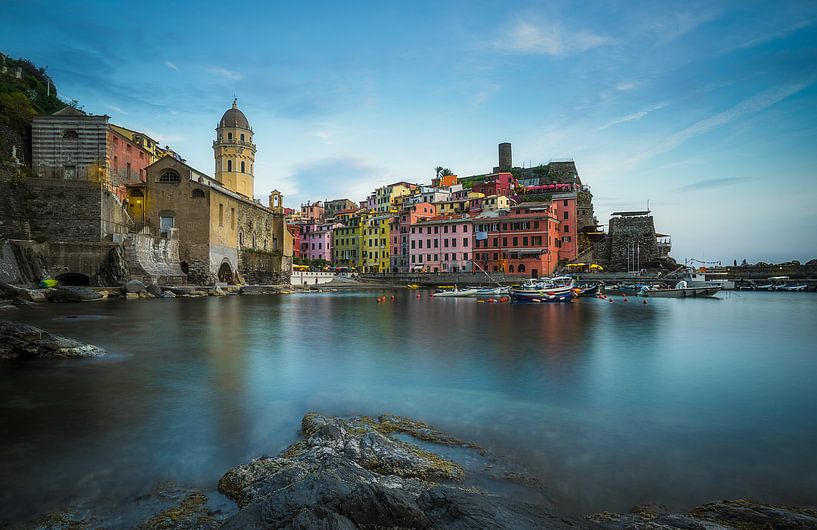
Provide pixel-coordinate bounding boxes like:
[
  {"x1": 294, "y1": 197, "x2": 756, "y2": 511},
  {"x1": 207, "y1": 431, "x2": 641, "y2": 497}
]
[
  {"x1": 146, "y1": 283, "x2": 163, "y2": 297},
  {"x1": 218, "y1": 413, "x2": 580, "y2": 529},
  {"x1": 0, "y1": 320, "x2": 106, "y2": 360}
]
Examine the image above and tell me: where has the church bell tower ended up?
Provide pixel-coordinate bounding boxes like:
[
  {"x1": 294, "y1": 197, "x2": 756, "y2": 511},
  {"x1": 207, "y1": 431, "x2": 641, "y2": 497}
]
[{"x1": 214, "y1": 98, "x2": 256, "y2": 197}]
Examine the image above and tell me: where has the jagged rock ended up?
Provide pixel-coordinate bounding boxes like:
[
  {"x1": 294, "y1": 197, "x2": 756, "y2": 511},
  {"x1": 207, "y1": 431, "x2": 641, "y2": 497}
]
[
  {"x1": 0, "y1": 320, "x2": 106, "y2": 360},
  {"x1": 136, "y1": 490, "x2": 220, "y2": 530},
  {"x1": 53, "y1": 285, "x2": 103, "y2": 302},
  {"x1": 211, "y1": 286, "x2": 226, "y2": 296},
  {"x1": 145, "y1": 283, "x2": 163, "y2": 297},
  {"x1": 125, "y1": 279, "x2": 146, "y2": 294},
  {"x1": 589, "y1": 498, "x2": 817, "y2": 529},
  {"x1": 160, "y1": 290, "x2": 176, "y2": 298},
  {"x1": 218, "y1": 413, "x2": 581, "y2": 529},
  {"x1": 17, "y1": 287, "x2": 51, "y2": 302}
]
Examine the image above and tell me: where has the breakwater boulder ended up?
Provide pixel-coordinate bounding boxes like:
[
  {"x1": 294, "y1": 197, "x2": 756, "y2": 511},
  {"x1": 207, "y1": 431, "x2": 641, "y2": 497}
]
[
  {"x1": 53, "y1": 285, "x2": 103, "y2": 302},
  {"x1": 0, "y1": 320, "x2": 106, "y2": 360},
  {"x1": 218, "y1": 413, "x2": 578, "y2": 529}
]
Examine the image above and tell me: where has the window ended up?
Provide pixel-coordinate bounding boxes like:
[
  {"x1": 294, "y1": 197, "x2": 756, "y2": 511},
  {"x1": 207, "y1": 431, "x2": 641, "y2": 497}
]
[
  {"x1": 241, "y1": 161, "x2": 245, "y2": 172},
  {"x1": 563, "y1": 200, "x2": 568, "y2": 206},
  {"x1": 503, "y1": 237, "x2": 507, "y2": 246},
  {"x1": 463, "y1": 238, "x2": 469, "y2": 247},
  {"x1": 518, "y1": 264, "x2": 526, "y2": 273},
  {"x1": 239, "y1": 231, "x2": 244, "y2": 245},
  {"x1": 434, "y1": 226, "x2": 439, "y2": 234},
  {"x1": 502, "y1": 223, "x2": 507, "y2": 230},
  {"x1": 219, "y1": 204, "x2": 224, "y2": 226},
  {"x1": 444, "y1": 226, "x2": 448, "y2": 233},
  {"x1": 523, "y1": 236, "x2": 528, "y2": 246},
  {"x1": 512, "y1": 237, "x2": 518, "y2": 246},
  {"x1": 126, "y1": 162, "x2": 131, "y2": 179},
  {"x1": 228, "y1": 132, "x2": 233, "y2": 140},
  {"x1": 564, "y1": 224, "x2": 569, "y2": 233},
  {"x1": 534, "y1": 221, "x2": 539, "y2": 229},
  {"x1": 160, "y1": 215, "x2": 174, "y2": 233},
  {"x1": 159, "y1": 169, "x2": 180, "y2": 182},
  {"x1": 493, "y1": 238, "x2": 498, "y2": 247},
  {"x1": 227, "y1": 160, "x2": 232, "y2": 172},
  {"x1": 444, "y1": 239, "x2": 449, "y2": 248},
  {"x1": 452, "y1": 225, "x2": 457, "y2": 233},
  {"x1": 240, "y1": 133, "x2": 245, "y2": 142},
  {"x1": 493, "y1": 252, "x2": 499, "y2": 260},
  {"x1": 231, "y1": 208, "x2": 235, "y2": 230},
  {"x1": 463, "y1": 225, "x2": 468, "y2": 232},
  {"x1": 509, "y1": 265, "x2": 515, "y2": 273},
  {"x1": 564, "y1": 211, "x2": 569, "y2": 219},
  {"x1": 433, "y1": 239, "x2": 438, "y2": 248},
  {"x1": 192, "y1": 189, "x2": 205, "y2": 198},
  {"x1": 63, "y1": 130, "x2": 79, "y2": 139}
]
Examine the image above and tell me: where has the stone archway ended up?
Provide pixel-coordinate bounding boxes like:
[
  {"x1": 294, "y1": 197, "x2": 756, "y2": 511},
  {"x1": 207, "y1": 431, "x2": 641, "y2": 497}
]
[
  {"x1": 217, "y1": 260, "x2": 234, "y2": 283},
  {"x1": 54, "y1": 272, "x2": 91, "y2": 286}
]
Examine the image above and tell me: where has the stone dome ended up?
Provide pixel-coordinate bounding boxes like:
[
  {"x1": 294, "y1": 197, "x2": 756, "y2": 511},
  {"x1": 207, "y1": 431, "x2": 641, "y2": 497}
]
[{"x1": 219, "y1": 99, "x2": 250, "y2": 129}]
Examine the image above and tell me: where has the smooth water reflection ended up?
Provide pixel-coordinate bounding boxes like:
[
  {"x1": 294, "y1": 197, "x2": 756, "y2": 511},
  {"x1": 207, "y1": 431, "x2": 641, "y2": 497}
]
[{"x1": 1, "y1": 291, "x2": 816, "y2": 523}]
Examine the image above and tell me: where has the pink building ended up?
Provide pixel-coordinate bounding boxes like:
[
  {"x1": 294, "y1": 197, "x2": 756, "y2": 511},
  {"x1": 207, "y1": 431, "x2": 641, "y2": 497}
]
[
  {"x1": 302, "y1": 221, "x2": 340, "y2": 262},
  {"x1": 409, "y1": 215, "x2": 474, "y2": 273},
  {"x1": 394, "y1": 202, "x2": 437, "y2": 272}
]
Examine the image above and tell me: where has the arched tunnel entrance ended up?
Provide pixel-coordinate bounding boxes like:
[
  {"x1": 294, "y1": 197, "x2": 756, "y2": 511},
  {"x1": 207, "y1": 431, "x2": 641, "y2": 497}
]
[
  {"x1": 54, "y1": 272, "x2": 91, "y2": 286},
  {"x1": 217, "y1": 261, "x2": 234, "y2": 283}
]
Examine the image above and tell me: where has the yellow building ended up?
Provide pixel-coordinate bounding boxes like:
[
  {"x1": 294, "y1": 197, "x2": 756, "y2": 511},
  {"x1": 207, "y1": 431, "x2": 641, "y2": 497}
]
[
  {"x1": 374, "y1": 182, "x2": 416, "y2": 212},
  {"x1": 213, "y1": 99, "x2": 256, "y2": 198},
  {"x1": 333, "y1": 209, "x2": 367, "y2": 268},
  {"x1": 362, "y1": 213, "x2": 392, "y2": 272},
  {"x1": 140, "y1": 101, "x2": 292, "y2": 284}
]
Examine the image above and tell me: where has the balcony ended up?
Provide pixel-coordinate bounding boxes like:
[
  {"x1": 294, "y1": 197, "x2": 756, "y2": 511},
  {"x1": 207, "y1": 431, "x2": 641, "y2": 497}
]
[{"x1": 212, "y1": 139, "x2": 257, "y2": 151}]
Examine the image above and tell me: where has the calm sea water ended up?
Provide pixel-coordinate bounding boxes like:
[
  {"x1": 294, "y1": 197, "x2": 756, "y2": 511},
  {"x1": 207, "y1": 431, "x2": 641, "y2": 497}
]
[{"x1": 1, "y1": 290, "x2": 816, "y2": 523}]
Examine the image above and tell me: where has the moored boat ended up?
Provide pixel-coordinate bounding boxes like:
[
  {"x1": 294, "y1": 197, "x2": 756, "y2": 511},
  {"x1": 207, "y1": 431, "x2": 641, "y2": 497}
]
[
  {"x1": 638, "y1": 284, "x2": 721, "y2": 298},
  {"x1": 406, "y1": 284, "x2": 420, "y2": 289},
  {"x1": 432, "y1": 287, "x2": 478, "y2": 297},
  {"x1": 475, "y1": 286, "x2": 511, "y2": 296},
  {"x1": 510, "y1": 276, "x2": 576, "y2": 303}
]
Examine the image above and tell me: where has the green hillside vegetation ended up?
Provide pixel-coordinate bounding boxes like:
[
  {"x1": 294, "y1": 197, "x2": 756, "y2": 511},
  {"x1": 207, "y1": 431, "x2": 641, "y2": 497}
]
[{"x1": 0, "y1": 53, "x2": 67, "y2": 166}]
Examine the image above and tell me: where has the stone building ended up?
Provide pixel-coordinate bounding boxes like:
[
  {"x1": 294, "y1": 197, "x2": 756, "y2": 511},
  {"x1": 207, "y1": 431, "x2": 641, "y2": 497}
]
[
  {"x1": 140, "y1": 101, "x2": 292, "y2": 284},
  {"x1": 591, "y1": 211, "x2": 674, "y2": 272}
]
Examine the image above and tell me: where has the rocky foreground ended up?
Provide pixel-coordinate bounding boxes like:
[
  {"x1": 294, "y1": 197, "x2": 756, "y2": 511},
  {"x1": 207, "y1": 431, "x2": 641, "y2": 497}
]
[
  {"x1": 21, "y1": 413, "x2": 817, "y2": 529},
  {"x1": 0, "y1": 320, "x2": 106, "y2": 360}
]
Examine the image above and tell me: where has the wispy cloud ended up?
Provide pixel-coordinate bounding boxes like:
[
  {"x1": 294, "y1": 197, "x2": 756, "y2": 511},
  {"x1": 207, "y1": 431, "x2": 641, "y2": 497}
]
[
  {"x1": 164, "y1": 61, "x2": 178, "y2": 71},
  {"x1": 678, "y1": 176, "x2": 749, "y2": 191},
  {"x1": 629, "y1": 80, "x2": 812, "y2": 165},
  {"x1": 721, "y1": 20, "x2": 813, "y2": 54},
  {"x1": 642, "y1": 8, "x2": 721, "y2": 44},
  {"x1": 496, "y1": 18, "x2": 612, "y2": 57},
  {"x1": 106, "y1": 104, "x2": 127, "y2": 114},
  {"x1": 208, "y1": 66, "x2": 241, "y2": 80},
  {"x1": 281, "y1": 156, "x2": 396, "y2": 207},
  {"x1": 599, "y1": 101, "x2": 670, "y2": 130}
]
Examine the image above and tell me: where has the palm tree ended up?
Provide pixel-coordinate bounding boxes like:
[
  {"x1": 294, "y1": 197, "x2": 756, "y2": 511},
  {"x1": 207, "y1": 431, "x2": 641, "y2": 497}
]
[
  {"x1": 434, "y1": 166, "x2": 444, "y2": 178},
  {"x1": 440, "y1": 168, "x2": 454, "y2": 177}
]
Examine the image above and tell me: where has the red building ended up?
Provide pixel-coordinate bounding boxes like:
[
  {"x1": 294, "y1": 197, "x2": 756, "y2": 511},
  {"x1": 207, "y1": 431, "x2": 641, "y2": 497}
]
[
  {"x1": 472, "y1": 202, "x2": 560, "y2": 277},
  {"x1": 108, "y1": 128, "x2": 151, "y2": 199},
  {"x1": 552, "y1": 194, "x2": 578, "y2": 263},
  {"x1": 288, "y1": 224, "x2": 303, "y2": 259},
  {"x1": 471, "y1": 172, "x2": 517, "y2": 197}
]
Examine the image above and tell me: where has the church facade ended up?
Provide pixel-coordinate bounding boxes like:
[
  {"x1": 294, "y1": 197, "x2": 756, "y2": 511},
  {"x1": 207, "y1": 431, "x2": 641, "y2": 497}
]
[{"x1": 138, "y1": 101, "x2": 292, "y2": 284}]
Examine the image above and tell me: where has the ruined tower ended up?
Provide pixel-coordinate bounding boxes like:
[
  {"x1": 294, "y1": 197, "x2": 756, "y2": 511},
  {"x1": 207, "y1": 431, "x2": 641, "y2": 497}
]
[{"x1": 214, "y1": 99, "x2": 256, "y2": 198}]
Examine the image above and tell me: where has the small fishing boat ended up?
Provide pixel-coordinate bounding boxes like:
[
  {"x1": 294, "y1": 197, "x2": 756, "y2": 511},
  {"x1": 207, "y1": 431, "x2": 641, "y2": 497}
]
[
  {"x1": 577, "y1": 284, "x2": 600, "y2": 297},
  {"x1": 775, "y1": 283, "x2": 808, "y2": 292},
  {"x1": 406, "y1": 284, "x2": 420, "y2": 289},
  {"x1": 432, "y1": 287, "x2": 478, "y2": 297},
  {"x1": 475, "y1": 286, "x2": 511, "y2": 296},
  {"x1": 639, "y1": 281, "x2": 721, "y2": 298},
  {"x1": 511, "y1": 276, "x2": 576, "y2": 303}
]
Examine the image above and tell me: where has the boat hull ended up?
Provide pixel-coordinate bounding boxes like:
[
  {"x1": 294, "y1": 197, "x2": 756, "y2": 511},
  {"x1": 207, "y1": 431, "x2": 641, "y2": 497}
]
[
  {"x1": 639, "y1": 286, "x2": 721, "y2": 298},
  {"x1": 432, "y1": 289, "x2": 477, "y2": 298}
]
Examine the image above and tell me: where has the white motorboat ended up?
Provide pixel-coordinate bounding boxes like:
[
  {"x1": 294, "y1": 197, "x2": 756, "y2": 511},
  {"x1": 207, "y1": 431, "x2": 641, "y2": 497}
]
[
  {"x1": 432, "y1": 287, "x2": 478, "y2": 297},
  {"x1": 639, "y1": 280, "x2": 721, "y2": 298}
]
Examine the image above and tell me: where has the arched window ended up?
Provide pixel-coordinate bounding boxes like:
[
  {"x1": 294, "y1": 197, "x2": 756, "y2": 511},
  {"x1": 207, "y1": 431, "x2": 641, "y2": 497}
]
[
  {"x1": 518, "y1": 264, "x2": 526, "y2": 273},
  {"x1": 240, "y1": 161, "x2": 245, "y2": 172},
  {"x1": 159, "y1": 169, "x2": 180, "y2": 182},
  {"x1": 129, "y1": 189, "x2": 144, "y2": 198},
  {"x1": 63, "y1": 130, "x2": 79, "y2": 139},
  {"x1": 240, "y1": 133, "x2": 245, "y2": 142},
  {"x1": 508, "y1": 265, "x2": 515, "y2": 273},
  {"x1": 227, "y1": 160, "x2": 232, "y2": 172},
  {"x1": 192, "y1": 189, "x2": 205, "y2": 198},
  {"x1": 228, "y1": 132, "x2": 233, "y2": 140}
]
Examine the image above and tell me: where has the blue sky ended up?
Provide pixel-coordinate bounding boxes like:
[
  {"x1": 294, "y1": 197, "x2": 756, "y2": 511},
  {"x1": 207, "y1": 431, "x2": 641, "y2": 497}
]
[{"x1": 2, "y1": 0, "x2": 816, "y2": 262}]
